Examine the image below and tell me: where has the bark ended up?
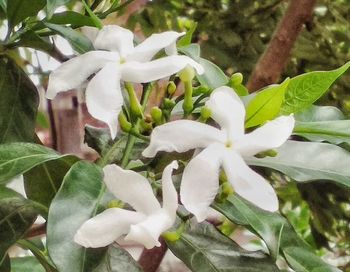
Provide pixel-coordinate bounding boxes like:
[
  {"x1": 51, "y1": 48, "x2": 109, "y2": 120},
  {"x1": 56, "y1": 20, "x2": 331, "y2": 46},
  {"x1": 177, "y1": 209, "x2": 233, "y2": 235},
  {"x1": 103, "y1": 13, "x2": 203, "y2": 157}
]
[
  {"x1": 138, "y1": 238, "x2": 168, "y2": 272},
  {"x1": 247, "y1": 0, "x2": 317, "y2": 92}
]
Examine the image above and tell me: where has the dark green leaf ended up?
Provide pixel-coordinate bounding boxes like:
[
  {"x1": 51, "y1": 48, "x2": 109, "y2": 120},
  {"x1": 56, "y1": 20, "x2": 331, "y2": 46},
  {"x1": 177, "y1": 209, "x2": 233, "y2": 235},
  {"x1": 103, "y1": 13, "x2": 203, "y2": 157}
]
[
  {"x1": 84, "y1": 126, "x2": 113, "y2": 156},
  {"x1": 46, "y1": 0, "x2": 71, "y2": 18},
  {"x1": 246, "y1": 140, "x2": 350, "y2": 188},
  {"x1": 0, "y1": 57, "x2": 39, "y2": 144},
  {"x1": 7, "y1": 0, "x2": 46, "y2": 29},
  {"x1": 47, "y1": 11, "x2": 95, "y2": 27},
  {"x1": 213, "y1": 195, "x2": 339, "y2": 272},
  {"x1": 167, "y1": 221, "x2": 279, "y2": 272},
  {"x1": 0, "y1": 187, "x2": 37, "y2": 260},
  {"x1": 24, "y1": 156, "x2": 79, "y2": 210},
  {"x1": 17, "y1": 30, "x2": 54, "y2": 53},
  {"x1": 0, "y1": 255, "x2": 10, "y2": 272},
  {"x1": 11, "y1": 256, "x2": 45, "y2": 272},
  {"x1": 0, "y1": 142, "x2": 73, "y2": 184},
  {"x1": 44, "y1": 23, "x2": 94, "y2": 54},
  {"x1": 93, "y1": 245, "x2": 142, "y2": 272},
  {"x1": 47, "y1": 161, "x2": 107, "y2": 271},
  {"x1": 0, "y1": 0, "x2": 6, "y2": 12},
  {"x1": 281, "y1": 62, "x2": 350, "y2": 114},
  {"x1": 245, "y1": 78, "x2": 290, "y2": 128}
]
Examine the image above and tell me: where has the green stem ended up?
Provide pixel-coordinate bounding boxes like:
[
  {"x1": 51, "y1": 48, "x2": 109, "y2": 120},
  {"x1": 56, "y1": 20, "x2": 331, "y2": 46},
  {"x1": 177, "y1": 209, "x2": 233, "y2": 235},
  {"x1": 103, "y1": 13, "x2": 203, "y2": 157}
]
[
  {"x1": 183, "y1": 81, "x2": 193, "y2": 116},
  {"x1": 120, "y1": 133, "x2": 137, "y2": 168}
]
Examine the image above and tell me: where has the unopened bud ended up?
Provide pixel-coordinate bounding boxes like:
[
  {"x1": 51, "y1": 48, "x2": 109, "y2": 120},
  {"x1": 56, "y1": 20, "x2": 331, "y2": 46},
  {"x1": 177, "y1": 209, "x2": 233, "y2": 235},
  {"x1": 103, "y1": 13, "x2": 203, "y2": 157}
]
[
  {"x1": 230, "y1": 72, "x2": 243, "y2": 86},
  {"x1": 167, "y1": 81, "x2": 177, "y2": 96},
  {"x1": 118, "y1": 113, "x2": 131, "y2": 132},
  {"x1": 179, "y1": 65, "x2": 195, "y2": 82},
  {"x1": 151, "y1": 107, "x2": 163, "y2": 125},
  {"x1": 163, "y1": 98, "x2": 176, "y2": 110}
]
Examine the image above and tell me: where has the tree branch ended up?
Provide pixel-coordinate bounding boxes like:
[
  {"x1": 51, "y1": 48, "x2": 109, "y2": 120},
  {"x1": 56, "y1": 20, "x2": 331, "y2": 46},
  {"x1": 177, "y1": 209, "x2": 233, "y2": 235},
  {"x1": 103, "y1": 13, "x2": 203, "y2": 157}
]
[
  {"x1": 247, "y1": 0, "x2": 317, "y2": 92},
  {"x1": 138, "y1": 238, "x2": 168, "y2": 272}
]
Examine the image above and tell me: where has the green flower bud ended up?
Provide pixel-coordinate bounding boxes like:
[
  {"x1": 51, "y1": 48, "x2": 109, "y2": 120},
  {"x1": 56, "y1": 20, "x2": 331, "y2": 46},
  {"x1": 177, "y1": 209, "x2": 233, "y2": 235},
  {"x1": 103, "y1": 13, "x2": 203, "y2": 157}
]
[
  {"x1": 125, "y1": 82, "x2": 143, "y2": 119},
  {"x1": 163, "y1": 98, "x2": 176, "y2": 109},
  {"x1": 178, "y1": 65, "x2": 195, "y2": 82},
  {"x1": 151, "y1": 106, "x2": 163, "y2": 125},
  {"x1": 230, "y1": 72, "x2": 243, "y2": 86},
  {"x1": 167, "y1": 81, "x2": 177, "y2": 96},
  {"x1": 118, "y1": 113, "x2": 132, "y2": 132},
  {"x1": 200, "y1": 107, "x2": 211, "y2": 121}
]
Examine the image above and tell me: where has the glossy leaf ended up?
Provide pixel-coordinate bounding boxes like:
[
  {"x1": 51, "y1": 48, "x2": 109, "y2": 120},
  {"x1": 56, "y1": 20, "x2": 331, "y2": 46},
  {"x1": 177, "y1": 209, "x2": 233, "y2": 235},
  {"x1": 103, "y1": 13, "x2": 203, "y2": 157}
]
[
  {"x1": 281, "y1": 61, "x2": 350, "y2": 114},
  {"x1": 245, "y1": 78, "x2": 290, "y2": 128},
  {"x1": 44, "y1": 23, "x2": 94, "y2": 54},
  {"x1": 0, "y1": 142, "x2": 73, "y2": 184},
  {"x1": 167, "y1": 221, "x2": 279, "y2": 272},
  {"x1": 213, "y1": 195, "x2": 340, "y2": 272},
  {"x1": 246, "y1": 140, "x2": 350, "y2": 188},
  {"x1": 24, "y1": 156, "x2": 79, "y2": 210},
  {"x1": 0, "y1": 57, "x2": 39, "y2": 144},
  {"x1": 0, "y1": 187, "x2": 37, "y2": 261},
  {"x1": 7, "y1": 0, "x2": 46, "y2": 29},
  {"x1": 93, "y1": 245, "x2": 142, "y2": 272},
  {"x1": 47, "y1": 161, "x2": 108, "y2": 271},
  {"x1": 47, "y1": 0, "x2": 72, "y2": 18},
  {"x1": 294, "y1": 105, "x2": 344, "y2": 122}
]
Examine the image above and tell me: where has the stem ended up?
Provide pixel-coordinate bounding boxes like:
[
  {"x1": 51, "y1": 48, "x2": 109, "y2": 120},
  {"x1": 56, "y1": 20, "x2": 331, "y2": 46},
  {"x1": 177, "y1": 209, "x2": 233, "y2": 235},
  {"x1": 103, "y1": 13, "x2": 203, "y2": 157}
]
[
  {"x1": 120, "y1": 133, "x2": 137, "y2": 168},
  {"x1": 138, "y1": 237, "x2": 168, "y2": 272},
  {"x1": 183, "y1": 81, "x2": 193, "y2": 116}
]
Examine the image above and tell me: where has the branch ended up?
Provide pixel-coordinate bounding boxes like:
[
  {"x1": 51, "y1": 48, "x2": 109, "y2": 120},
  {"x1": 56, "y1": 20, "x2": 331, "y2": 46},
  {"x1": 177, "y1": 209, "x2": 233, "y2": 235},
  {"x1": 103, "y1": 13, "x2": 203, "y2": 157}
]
[
  {"x1": 138, "y1": 238, "x2": 168, "y2": 272},
  {"x1": 247, "y1": 0, "x2": 317, "y2": 92},
  {"x1": 25, "y1": 223, "x2": 46, "y2": 238}
]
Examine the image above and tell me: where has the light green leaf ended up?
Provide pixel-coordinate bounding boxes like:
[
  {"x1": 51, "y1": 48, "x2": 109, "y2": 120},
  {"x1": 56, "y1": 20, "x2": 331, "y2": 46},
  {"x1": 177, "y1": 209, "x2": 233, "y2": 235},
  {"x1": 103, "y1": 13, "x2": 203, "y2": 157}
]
[
  {"x1": 0, "y1": 187, "x2": 37, "y2": 260},
  {"x1": 213, "y1": 195, "x2": 340, "y2": 272},
  {"x1": 281, "y1": 61, "x2": 350, "y2": 114},
  {"x1": 44, "y1": 23, "x2": 94, "y2": 54},
  {"x1": 246, "y1": 140, "x2": 350, "y2": 188},
  {"x1": 179, "y1": 44, "x2": 200, "y2": 61},
  {"x1": 245, "y1": 78, "x2": 290, "y2": 128},
  {"x1": 0, "y1": 57, "x2": 39, "y2": 144},
  {"x1": 294, "y1": 105, "x2": 344, "y2": 122},
  {"x1": 0, "y1": 0, "x2": 6, "y2": 12},
  {"x1": 0, "y1": 142, "x2": 73, "y2": 184},
  {"x1": 46, "y1": 0, "x2": 71, "y2": 18},
  {"x1": 178, "y1": 22, "x2": 197, "y2": 47},
  {"x1": 11, "y1": 256, "x2": 45, "y2": 272},
  {"x1": 7, "y1": 0, "x2": 46, "y2": 29},
  {"x1": 167, "y1": 221, "x2": 279, "y2": 272},
  {"x1": 24, "y1": 156, "x2": 79, "y2": 211}
]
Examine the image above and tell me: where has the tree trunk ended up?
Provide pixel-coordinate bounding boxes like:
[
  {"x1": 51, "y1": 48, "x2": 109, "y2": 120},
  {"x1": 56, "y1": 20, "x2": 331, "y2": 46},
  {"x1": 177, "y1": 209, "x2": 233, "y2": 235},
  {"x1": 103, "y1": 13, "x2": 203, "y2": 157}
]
[{"x1": 247, "y1": 0, "x2": 317, "y2": 92}]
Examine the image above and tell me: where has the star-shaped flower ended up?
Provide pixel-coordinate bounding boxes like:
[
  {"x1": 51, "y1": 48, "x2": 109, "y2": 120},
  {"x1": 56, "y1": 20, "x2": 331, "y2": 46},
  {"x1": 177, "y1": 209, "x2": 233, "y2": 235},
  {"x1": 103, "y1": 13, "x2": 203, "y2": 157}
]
[
  {"x1": 46, "y1": 25, "x2": 204, "y2": 138},
  {"x1": 143, "y1": 86, "x2": 295, "y2": 221},
  {"x1": 74, "y1": 161, "x2": 178, "y2": 249}
]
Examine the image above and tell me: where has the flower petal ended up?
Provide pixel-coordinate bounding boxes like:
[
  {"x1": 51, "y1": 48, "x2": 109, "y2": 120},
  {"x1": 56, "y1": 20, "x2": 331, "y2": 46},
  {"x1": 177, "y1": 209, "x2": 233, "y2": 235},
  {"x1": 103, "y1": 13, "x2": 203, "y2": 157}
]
[
  {"x1": 121, "y1": 55, "x2": 204, "y2": 83},
  {"x1": 103, "y1": 165, "x2": 161, "y2": 214},
  {"x1": 81, "y1": 26, "x2": 99, "y2": 42},
  {"x1": 74, "y1": 208, "x2": 145, "y2": 248},
  {"x1": 93, "y1": 25, "x2": 134, "y2": 57},
  {"x1": 223, "y1": 150, "x2": 278, "y2": 212},
  {"x1": 205, "y1": 86, "x2": 246, "y2": 141},
  {"x1": 236, "y1": 115, "x2": 295, "y2": 156},
  {"x1": 161, "y1": 160, "x2": 178, "y2": 218},
  {"x1": 125, "y1": 210, "x2": 173, "y2": 249},
  {"x1": 46, "y1": 51, "x2": 119, "y2": 99},
  {"x1": 180, "y1": 143, "x2": 224, "y2": 222},
  {"x1": 85, "y1": 62, "x2": 123, "y2": 139},
  {"x1": 142, "y1": 120, "x2": 225, "y2": 158},
  {"x1": 127, "y1": 31, "x2": 185, "y2": 62}
]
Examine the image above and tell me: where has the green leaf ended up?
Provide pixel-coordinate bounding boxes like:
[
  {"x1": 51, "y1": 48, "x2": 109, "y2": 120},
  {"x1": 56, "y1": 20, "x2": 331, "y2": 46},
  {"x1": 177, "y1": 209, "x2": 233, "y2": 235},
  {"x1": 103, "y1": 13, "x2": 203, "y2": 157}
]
[
  {"x1": 24, "y1": 156, "x2": 79, "y2": 211},
  {"x1": 246, "y1": 140, "x2": 350, "y2": 188},
  {"x1": 17, "y1": 30, "x2": 55, "y2": 54},
  {"x1": 281, "y1": 61, "x2": 350, "y2": 114},
  {"x1": 0, "y1": 187, "x2": 37, "y2": 260},
  {"x1": 0, "y1": 255, "x2": 10, "y2": 272},
  {"x1": 47, "y1": 161, "x2": 107, "y2": 271},
  {"x1": 0, "y1": 57, "x2": 39, "y2": 144},
  {"x1": 178, "y1": 22, "x2": 197, "y2": 47},
  {"x1": 245, "y1": 78, "x2": 290, "y2": 128},
  {"x1": 81, "y1": 0, "x2": 103, "y2": 29},
  {"x1": 47, "y1": 11, "x2": 95, "y2": 27},
  {"x1": 179, "y1": 44, "x2": 200, "y2": 61},
  {"x1": 0, "y1": 0, "x2": 6, "y2": 12},
  {"x1": 11, "y1": 256, "x2": 45, "y2": 272},
  {"x1": 44, "y1": 23, "x2": 94, "y2": 54},
  {"x1": 7, "y1": 0, "x2": 46, "y2": 29},
  {"x1": 93, "y1": 246, "x2": 142, "y2": 272},
  {"x1": 46, "y1": 0, "x2": 71, "y2": 18},
  {"x1": 294, "y1": 105, "x2": 344, "y2": 122},
  {"x1": 167, "y1": 221, "x2": 279, "y2": 272},
  {"x1": 84, "y1": 126, "x2": 113, "y2": 156},
  {"x1": 213, "y1": 195, "x2": 340, "y2": 272},
  {"x1": 0, "y1": 142, "x2": 73, "y2": 184}
]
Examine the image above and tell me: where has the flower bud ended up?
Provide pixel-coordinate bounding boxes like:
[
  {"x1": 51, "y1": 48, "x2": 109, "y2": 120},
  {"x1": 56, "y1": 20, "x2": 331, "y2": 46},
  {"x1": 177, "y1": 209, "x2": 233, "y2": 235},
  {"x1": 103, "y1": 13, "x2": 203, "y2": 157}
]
[
  {"x1": 118, "y1": 112, "x2": 132, "y2": 132},
  {"x1": 229, "y1": 72, "x2": 243, "y2": 86},
  {"x1": 200, "y1": 107, "x2": 211, "y2": 121},
  {"x1": 163, "y1": 98, "x2": 176, "y2": 110},
  {"x1": 167, "y1": 81, "x2": 177, "y2": 96},
  {"x1": 151, "y1": 106, "x2": 163, "y2": 125},
  {"x1": 178, "y1": 65, "x2": 195, "y2": 82}
]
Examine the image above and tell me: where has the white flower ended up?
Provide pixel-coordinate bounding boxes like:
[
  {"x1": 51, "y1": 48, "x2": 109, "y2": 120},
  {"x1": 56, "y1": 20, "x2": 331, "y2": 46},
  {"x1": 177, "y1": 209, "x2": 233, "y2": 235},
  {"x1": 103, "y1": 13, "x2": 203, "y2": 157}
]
[
  {"x1": 46, "y1": 25, "x2": 204, "y2": 138},
  {"x1": 74, "y1": 161, "x2": 178, "y2": 249},
  {"x1": 142, "y1": 86, "x2": 295, "y2": 222}
]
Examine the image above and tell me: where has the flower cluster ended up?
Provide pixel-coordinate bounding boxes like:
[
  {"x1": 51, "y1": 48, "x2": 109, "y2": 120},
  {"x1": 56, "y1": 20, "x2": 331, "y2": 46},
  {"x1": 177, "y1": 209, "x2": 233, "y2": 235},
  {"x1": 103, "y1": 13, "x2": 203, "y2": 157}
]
[{"x1": 47, "y1": 25, "x2": 294, "y2": 249}]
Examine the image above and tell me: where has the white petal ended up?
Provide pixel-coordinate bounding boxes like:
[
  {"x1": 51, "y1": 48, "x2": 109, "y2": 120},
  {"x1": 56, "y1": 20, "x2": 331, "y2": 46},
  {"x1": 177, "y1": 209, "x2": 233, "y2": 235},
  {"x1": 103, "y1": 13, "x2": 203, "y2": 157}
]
[
  {"x1": 85, "y1": 62, "x2": 123, "y2": 139},
  {"x1": 74, "y1": 208, "x2": 145, "y2": 248},
  {"x1": 121, "y1": 55, "x2": 204, "y2": 83},
  {"x1": 180, "y1": 143, "x2": 224, "y2": 222},
  {"x1": 205, "y1": 86, "x2": 246, "y2": 141},
  {"x1": 142, "y1": 120, "x2": 225, "y2": 158},
  {"x1": 161, "y1": 161, "x2": 179, "y2": 218},
  {"x1": 93, "y1": 25, "x2": 134, "y2": 57},
  {"x1": 103, "y1": 165, "x2": 161, "y2": 214},
  {"x1": 46, "y1": 51, "x2": 119, "y2": 99},
  {"x1": 223, "y1": 150, "x2": 278, "y2": 212},
  {"x1": 127, "y1": 31, "x2": 185, "y2": 62},
  {"x1": 236, "y1": 115, "x2": 295, "y2": 156},
  {"x1": 81, "y1": 26, "x2": 99, "y2": 42},
  {"x1": 125, "y1": 210, "x2": 174, "y2": 249}
]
